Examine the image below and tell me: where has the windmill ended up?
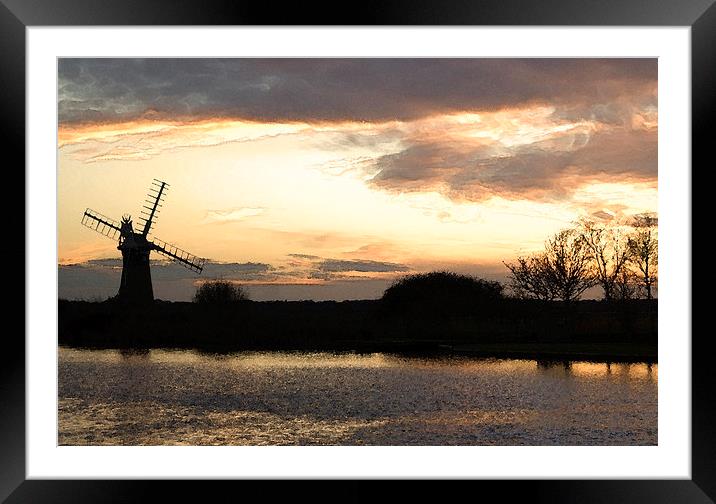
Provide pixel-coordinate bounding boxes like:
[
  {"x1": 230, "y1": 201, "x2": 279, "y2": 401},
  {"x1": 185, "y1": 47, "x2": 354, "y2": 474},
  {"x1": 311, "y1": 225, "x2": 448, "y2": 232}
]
[{"x1": 81, "y1": 179, "x2": 205, "y2": 304}]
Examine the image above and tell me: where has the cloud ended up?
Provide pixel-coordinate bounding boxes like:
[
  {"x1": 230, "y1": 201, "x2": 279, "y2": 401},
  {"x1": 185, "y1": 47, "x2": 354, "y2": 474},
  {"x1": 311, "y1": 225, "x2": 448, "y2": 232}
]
[
  {"x1": 57, "y1": 60, "x2": 657, "y2": 266},
  {"x1": 58, "y1": 119, "x2": 309, "y2": 161},
  {"x1": 62, "y1": 258, "x2": 276, "y2": 281},
  {"x1": 197, "y1": 261, "x2": 274, "y2": 280},
  {"x1": 58, "y1": 59, "x2": 656, "y2": 126},
  {"x1": 317, "y1": 259, "x2": 410, "y2": 273},
  {"x1": 590, "y1": 210, "x2": 616, "y2": 221},
  {"x1": 85, "y1": 258, "x2": 123, "y2": 268},
  {"x1": 287, "y1": 253, "x2": 322, "y2": 260},
  {"x1": 58, "y1": 59, "x2": 657, "y2": 209},
  {"x1": 284, "y1": 253, "x2": 411, "y2": 282},
  {"x1": 367, "y1": 123, "x2": 656, "y2": 204},
  {"x1": 202, "y1": 207, "x2": 265, "y2": 224}
]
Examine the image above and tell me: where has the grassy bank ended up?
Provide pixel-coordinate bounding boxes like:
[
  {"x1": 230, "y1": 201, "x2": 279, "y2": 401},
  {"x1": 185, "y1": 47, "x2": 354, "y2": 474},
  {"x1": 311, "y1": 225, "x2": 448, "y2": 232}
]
[
  {"x1": 448, "y1": 342, "x2": 656, "y2": 363},
  {"x1": 58, "y1": 298, "x2": 657, "y2": 362}
]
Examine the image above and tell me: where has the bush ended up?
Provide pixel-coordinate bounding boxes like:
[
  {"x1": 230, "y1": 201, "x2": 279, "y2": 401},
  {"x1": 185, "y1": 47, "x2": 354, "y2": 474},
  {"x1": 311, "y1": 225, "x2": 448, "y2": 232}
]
[
  {"x1": 193, "y1": 280, "x2": 248, "y2": 304},
  {"x1": 381, "y1": 271, "x2": 503, "y2": 316}
]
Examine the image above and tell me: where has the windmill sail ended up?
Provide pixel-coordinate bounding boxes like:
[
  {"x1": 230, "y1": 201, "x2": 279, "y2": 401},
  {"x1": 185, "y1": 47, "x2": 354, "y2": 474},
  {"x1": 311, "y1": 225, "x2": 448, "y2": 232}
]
[
  {"x1": 81, "y1": 209, "x2": 122, "y2": 240},
  {"x1": 150, "y1": 236, "x2": 205, "y2": 273},
  {"x1": 138, "y1": 179, "x2": 169, "y2": 237}
]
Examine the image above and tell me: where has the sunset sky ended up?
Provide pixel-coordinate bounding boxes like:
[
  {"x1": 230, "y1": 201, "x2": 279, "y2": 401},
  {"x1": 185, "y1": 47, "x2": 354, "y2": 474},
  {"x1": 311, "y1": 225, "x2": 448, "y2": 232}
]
[{"x1": 57, "y1": 58, "x2": 657, "y2": 301}]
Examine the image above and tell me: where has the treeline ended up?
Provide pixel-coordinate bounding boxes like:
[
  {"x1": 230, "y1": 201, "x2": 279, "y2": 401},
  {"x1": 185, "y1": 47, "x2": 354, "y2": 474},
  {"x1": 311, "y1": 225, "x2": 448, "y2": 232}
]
[
  {"x1": 504, "y1": 213, "x2": 657, "y2": 303},
  {"x1": 59, "y1": 269, "x2": 656, "y2": 358}
]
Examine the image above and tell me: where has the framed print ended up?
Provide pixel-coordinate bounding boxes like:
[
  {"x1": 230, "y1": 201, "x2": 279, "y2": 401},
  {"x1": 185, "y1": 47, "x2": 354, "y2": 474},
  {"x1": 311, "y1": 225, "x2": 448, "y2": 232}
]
[{"x1": 5, "y1": 0, "x2": 711, "y2": 501}]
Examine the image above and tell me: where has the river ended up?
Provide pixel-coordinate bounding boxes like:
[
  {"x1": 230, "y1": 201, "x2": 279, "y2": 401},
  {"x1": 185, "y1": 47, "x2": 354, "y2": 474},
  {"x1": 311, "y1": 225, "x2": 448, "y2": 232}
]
[{"x1": 58, "y1": 348, "x2": 657, "y2": 445}]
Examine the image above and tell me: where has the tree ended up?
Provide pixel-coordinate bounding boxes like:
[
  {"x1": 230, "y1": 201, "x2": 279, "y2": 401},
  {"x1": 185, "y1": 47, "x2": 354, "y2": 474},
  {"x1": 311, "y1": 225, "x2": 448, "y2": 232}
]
[
  {"x1": 579, "y1": 219, "x2": 630, "y2": 302},
  {"x1": 381, "y1": 271, "x2": 504, "y2": 315},
  {"x1": 193, "y1": 280, "x2": 248, "y2": 304},
  {"x1": 505, "y1": 228, "x2": 595, "y2": 303},
  {"x1": 504, "y1": 255, "x2": 557, "y2": 301},
  {"x1": 613, "y1": 266, "x2": 639, "y2": 301},
  {"x1": 627, "y1": 213, "x2": 658, "y2": 299},
  {"x1": 542, "y1": 229, "x2": 596, "y2": 302}
]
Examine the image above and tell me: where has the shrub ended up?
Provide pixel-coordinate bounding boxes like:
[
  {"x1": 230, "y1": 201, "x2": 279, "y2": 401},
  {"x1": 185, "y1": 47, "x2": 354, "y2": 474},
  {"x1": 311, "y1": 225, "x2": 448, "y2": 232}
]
[
  {"x1": 193, "y1": 280, "x2": 248, "y2": 304},
  {"x1": 381, "y1": 271, "x2": 503, "y2": 316}
]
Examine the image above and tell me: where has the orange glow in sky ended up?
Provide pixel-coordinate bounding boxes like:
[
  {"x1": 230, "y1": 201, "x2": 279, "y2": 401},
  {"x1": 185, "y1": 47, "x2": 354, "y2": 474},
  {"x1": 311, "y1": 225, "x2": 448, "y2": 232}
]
[{"x1": 57, "y1": 58, "x2": 657, "y2": 300}]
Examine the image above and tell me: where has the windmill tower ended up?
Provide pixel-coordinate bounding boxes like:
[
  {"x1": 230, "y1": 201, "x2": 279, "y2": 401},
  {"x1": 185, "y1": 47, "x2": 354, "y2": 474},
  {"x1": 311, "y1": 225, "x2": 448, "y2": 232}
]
[{"x1": 81, "y1": 179, "x2": 205, "y2": 304}]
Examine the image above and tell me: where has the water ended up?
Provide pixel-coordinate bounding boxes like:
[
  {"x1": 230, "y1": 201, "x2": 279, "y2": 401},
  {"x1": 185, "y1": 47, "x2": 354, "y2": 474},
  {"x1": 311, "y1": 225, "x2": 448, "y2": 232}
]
[{"x1": 58, "y1": 348, "x2": 657, "y2": 446}]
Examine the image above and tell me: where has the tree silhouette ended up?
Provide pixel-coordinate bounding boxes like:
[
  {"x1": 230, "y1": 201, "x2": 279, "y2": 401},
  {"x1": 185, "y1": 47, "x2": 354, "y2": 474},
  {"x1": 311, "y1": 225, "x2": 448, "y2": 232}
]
[
  {"x1": 579, "y1": 219, "x2": 630, "y2": 302},
  {"x1": 381, "y1": 271, "x2": 503, "y2": 315},
  {"x1": 504, "y1": 255, "x2": 557, "y2": 301},
  {"x1": 193, "y1": 280, "x2": 248, "y2": 304},
  {"x1": 505, "y1": 228, "x2": 595, "y2": 303},
  {"x1": 628, "y1": 213, "x2": 658, "y2": 299},
  {"x1": 613, "y1": 266, "x2": 639, "y2": 301}
]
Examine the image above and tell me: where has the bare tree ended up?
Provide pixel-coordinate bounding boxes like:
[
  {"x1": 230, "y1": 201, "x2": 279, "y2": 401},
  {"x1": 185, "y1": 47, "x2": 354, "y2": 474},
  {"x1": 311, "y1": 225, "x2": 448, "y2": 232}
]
[
  {"x1": 504, "y1": 254, "x2": 557, "y2": 301},
  {"x1": 543, "y1": 229, "x2": 596, "y2": 302},
  {"x1": 579, "y1": 219, "x2": 630, "y2": 302},
  {"x1": 628, "y1": 213, "x2": 658, "y2": 299},
  {"x1": 613, "y1": 266, "x2": 639, "y2": 301},
  {"x1": 505, "y1": 228, "x2": 595, "y2": 303}
]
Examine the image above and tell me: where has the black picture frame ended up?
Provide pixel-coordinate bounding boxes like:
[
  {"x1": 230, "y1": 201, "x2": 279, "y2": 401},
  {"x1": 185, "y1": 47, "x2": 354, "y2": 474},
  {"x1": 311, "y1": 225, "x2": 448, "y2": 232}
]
[{"x1": 4, "y1": 0, "x2": 710, "y2": 501}]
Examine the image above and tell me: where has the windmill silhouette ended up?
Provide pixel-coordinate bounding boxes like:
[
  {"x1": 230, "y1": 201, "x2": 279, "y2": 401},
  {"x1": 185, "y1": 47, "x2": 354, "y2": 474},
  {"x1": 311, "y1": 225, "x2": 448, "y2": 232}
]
[{"x1": 81, "y1": 179, "x2": 205, "y2": 303}]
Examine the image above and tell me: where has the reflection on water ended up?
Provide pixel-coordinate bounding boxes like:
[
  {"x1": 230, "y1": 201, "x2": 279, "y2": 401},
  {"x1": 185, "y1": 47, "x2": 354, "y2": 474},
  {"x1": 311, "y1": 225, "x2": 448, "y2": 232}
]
[
  {"x1": 535, "y1": 360, "x2": 658, "y2": 380},
  {"x1": 58, "y1": 348, "x2": 657, "y2": 446}
]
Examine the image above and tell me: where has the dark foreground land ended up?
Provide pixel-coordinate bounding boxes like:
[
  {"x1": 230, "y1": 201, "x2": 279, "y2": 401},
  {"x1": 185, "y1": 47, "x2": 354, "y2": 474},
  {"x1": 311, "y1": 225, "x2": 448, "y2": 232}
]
[{"x1": 58, "y1": 298, "x2": 657, "y2": 362}]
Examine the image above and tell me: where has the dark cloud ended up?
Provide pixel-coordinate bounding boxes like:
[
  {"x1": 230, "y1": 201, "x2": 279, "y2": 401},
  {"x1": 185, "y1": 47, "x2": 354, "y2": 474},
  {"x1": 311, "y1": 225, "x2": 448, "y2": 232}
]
[
  {"x1": 63, "y1": 259, "x2": 275, "y2": 281},
  {"x1": 59, "y1": 59, "x2": 657, "y2": 204},
  {"x1": 317, "y1": 259, "x2": 410, "y2": 273},
  {"x1": 58, "y1": 58, "x2": 656, "y2": 125},
  {"x1": 287, "y1": 253, "x2": 322, "y2": 260},
  {"x1": 368, "y1": 125, "x2": 656, "y2": 202},
  {"x1": 186, "y1": 261, "x2": 273, "y2": 280},
  {"x1": 85, "y1": 258, "x2": 123, "y2": 268},
  {"x1": 286, "y1": 254, "x2": 411, "y2": 281}
]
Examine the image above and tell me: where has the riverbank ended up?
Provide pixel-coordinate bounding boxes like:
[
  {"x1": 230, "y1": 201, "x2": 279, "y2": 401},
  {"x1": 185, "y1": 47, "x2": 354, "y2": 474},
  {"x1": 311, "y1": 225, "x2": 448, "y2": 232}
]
[
  {"x1": 448, "y1": 342, "x2": 656, "y2": 363},
  {"x1": 58, "y1": 298, "x2": 657, "y2": 363}
]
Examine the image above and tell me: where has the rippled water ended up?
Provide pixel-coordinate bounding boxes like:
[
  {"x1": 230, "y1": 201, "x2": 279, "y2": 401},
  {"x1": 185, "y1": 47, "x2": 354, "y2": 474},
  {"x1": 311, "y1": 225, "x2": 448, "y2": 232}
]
[{"x1": 58, "y1": 348, "x2": 657, "y2": 445}]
